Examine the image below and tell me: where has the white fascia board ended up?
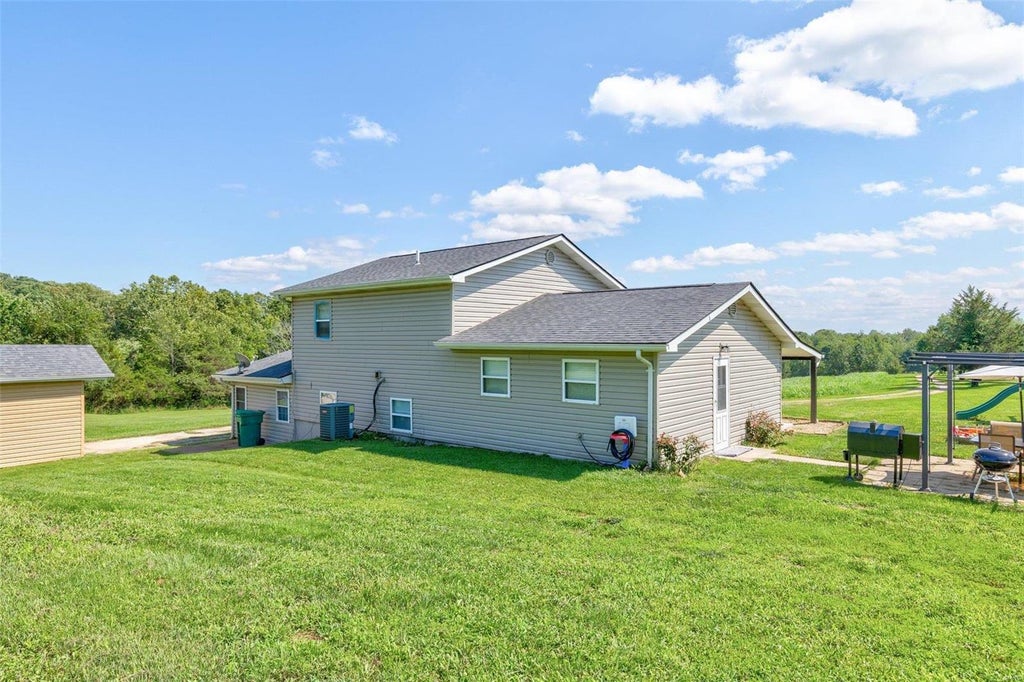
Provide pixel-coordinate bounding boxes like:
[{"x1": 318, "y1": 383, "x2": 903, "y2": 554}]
[
  {"x1": 212, "y1": 375, "x2": 293, "y2": 386},
  {"x1": 449, "y1": 236, "x2": 626, "y2": 290},
  {"x1": 276, "y1": 276, "x2": 451, "y2": 300},
  {"x1": 665, "y1": 287, "x2": 752, "y2": 352},
  {"x1": 0, "y1": 374, "x2": 113, "y2": 384},
  {"x1": 435, "y1": 341, "x2": 665, "y2": 353}
]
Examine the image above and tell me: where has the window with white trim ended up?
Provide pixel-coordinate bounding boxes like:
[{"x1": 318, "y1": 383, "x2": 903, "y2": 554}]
[
  {"x1": 275, "y1": 389, "x2": 290, "y2": 423},
  {"x1": 562, "y1": 359, "x2": 599, "y2": 404},
  {"x1": 481, "y1": 357, "x2": 510, "y2": 397},
  {"x1": 234, "y1": 386, "x2": 246, "y2": 411},
  {"x1": 314, "y1": 301, "x2": 331, "y2": 340},
  {"x1": 390, "y1": 398, "x2": 412, "y2": 433},
  {"x1": 320, "y1": 390, "x2": 337, "y2": 404}
]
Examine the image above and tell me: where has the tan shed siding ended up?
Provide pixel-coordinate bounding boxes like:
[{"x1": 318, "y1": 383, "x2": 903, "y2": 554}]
[
  {"x1": 236, "y1": 385, "x2": 294, "y2": 444},
  {"x1": 452, "y1": 247, "x2": 610, "y2": 333},
  {"x1": 656, "y1": 301, "x2": 782, "y2": 448},
  {"x1": 289, "y1": 285, "x2": 650, "y2": 462},
  {"x1": 0, "y1": 381, "x2": 84, "y2": 467}
]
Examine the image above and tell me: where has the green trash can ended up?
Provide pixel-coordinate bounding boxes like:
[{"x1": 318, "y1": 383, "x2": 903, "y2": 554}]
[{"x1": 235, "y1": 409, "x2": 265, "y2": 447}]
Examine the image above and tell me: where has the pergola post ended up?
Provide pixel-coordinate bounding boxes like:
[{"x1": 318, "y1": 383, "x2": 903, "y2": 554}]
[
  {"x1": 810, "y1": 358, "x2": 818, "y2": 424},
  {"x1": 946, "y1": 364, "x2": 955, "y2": 465},
  {"x1": 920, "y1": 362, "x2": 931, "y2": 491}
]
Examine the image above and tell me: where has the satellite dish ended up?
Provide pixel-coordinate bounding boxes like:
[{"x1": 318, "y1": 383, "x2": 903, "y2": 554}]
[{"x1": 235, "y1": 353, "x2": 251, "y2": 370}]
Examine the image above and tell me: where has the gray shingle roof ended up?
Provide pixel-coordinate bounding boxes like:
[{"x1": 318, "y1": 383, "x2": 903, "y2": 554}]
[
  {"x1": 274, "y1": 235, "x2": 560, "y2": 296},
  {"x1": 0, "y1": 345, "x2": 114, "y2": 383},
  {"x1": 214, "y1": 350, "x2": 292, "y2": 381},
  {"x1": 437, "y1": 283, "x2": 751, "y2": 346}
]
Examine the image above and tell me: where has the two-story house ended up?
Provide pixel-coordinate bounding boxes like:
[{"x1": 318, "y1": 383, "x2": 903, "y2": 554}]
[{"x1": 215, "y1": 234, "x2": 820, "y2": 467}]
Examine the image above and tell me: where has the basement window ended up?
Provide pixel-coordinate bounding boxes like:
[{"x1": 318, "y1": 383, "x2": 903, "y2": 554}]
[{"x1": 390, "y1": 398, "x2": 412, "y2": 433}]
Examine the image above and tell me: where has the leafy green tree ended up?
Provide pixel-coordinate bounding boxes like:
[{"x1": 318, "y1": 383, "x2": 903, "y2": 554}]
[{"x1": 918, "y1": 286, "x2": 1024, "y2": 353}]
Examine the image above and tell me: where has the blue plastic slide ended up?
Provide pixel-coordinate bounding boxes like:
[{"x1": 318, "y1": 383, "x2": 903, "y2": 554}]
[{"x1": 955, "y1": 383, "x2": 1023, "y2": 420}]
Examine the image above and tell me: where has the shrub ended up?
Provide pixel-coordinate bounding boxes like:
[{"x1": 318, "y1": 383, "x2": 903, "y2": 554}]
[
  {"x1": 745, "y1": 411, "x2": 784, "y2": 447},
  {"x1": 657, "y1": 432, "x2": 708, "y2": 474}
]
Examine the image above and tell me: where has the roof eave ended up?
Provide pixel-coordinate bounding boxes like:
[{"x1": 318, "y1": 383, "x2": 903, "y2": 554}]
[
  {"x1": 276, "y1": 276, "x2": 453, "y2": 299},
  {"x1": 211, "y1": 374, "x2": 293, "y2": 385},
  {"x1": 435, "y1": 341, "x2": 665, "y2": 352},
  {"x1": 0, "y1": 373, "x2": 115, "y2": 384}
]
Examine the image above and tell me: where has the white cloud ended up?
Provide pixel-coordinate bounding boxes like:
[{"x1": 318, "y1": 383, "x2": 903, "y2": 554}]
[
  {"x1": 469, "y1": 163, "x2": 702, "y2": 240},
  {"x1": 926, "y1": 104, "x2": 945, "y2": 119},
  {"x1": 860, "y1": 181, "x2": 906, "y2": 196},
  {"x1": 999, "y1": 166, "x2": 1024, "y2": 183},
  {"x1": 219, "y1": 183, "x2": 247, "y2": 191},
  {"x1": 430, "y1": 193, "x2": 447, "y2": 205},
  {"x1": 677, "y1": 146, "x2": 793, "y2": 192},
  {"x1": 967, "y1": 166, "x2": 982, "y2": 177},
  {"x1": 349, "y1": 116, "x2": 398, "y2": 144},
  {"x1": 311, "y1": 149, "x2": 340, "y2": 169},
  {"x1": 267, "y1": 210, "x2": 282, "y2": 220},
  {"x1": 341, "y1": 203, "x2": 370, "y2": 214},
  {"x1": 590, "y1": 0, "x2": 1024, "y2": 138},
  {"x1": 629, "y1": 242, "x2": 777, "y2": 272},
  {"x1": 899, "y1": 202, "x2": 1024, "y2": 239},
  {"x1": 376, "y1": 206, "x2": 424, "y2": 220},
  {"x1": 775, "y1": 230, "x2": 913, "y2": 257},
  {"x1": 316, "y1": 136, "x2": 346, "y2": 146},
  {"x1": 565, "y1": 130, "x2": 585, "y2": 143},
  {"x1": 959, "y1": 109, "x2": 979, "y2": 121},
  {"x1": 203, "y1": 237, "x2": 368, "y2": 283},
  {"x1": 923, "y1": 184, "x2": 992, "y2": 199}
]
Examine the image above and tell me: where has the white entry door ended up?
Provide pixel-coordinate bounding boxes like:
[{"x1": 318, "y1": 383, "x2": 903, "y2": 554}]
[{"x1": 713, "y1": 357, "x2": 730, "y2": 451}]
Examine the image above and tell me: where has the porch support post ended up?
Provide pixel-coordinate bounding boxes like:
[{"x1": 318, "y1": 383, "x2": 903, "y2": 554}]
[
  {"x1": 921, "y1": 362, "x2": 931, "y2": 491},
  {"x1": 946, "y1": 364, "x2": 955, "y2": 465},
  {"x1": 809, "y1": 359, "x2": 819, "y2": 424}
]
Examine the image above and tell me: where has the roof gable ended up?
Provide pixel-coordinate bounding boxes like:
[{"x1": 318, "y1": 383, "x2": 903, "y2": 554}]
[
  {"x1": 0, "y1": 344, "x2": 114, "y2": 383},
  {"x1": 274, "y1": 234, "x2": 622, "y2": 297}
]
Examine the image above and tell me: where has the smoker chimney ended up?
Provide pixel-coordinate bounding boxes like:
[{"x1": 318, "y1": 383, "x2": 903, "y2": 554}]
[{"x1": 415, "y1": 250, "x2": 421, "y2": 265}]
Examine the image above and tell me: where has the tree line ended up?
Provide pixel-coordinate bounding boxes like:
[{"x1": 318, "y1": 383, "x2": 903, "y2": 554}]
[
  {"x1": 0, "y1": 273, "x2": 290, "y2": 411},
  {"x1": 2, "y1": 273, "x2": 1020, "y2": 408},
  {"x1": 786, "y1": 286, "x2": 1024, "y2": 377}
]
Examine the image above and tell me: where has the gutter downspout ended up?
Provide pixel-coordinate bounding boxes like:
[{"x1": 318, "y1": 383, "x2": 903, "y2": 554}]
[{"x1": 635, "y1": 350, "x2": 655, "y2": 470}]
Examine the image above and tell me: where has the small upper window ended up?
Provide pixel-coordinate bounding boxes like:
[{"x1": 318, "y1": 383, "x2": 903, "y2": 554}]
[
  {"x1": 276, "y1": 390, "x2": 290, "y2": 423},
  {"x1": 314, "y1": 301, "x2": 331, "y2": 340},
  {"x1": 234, "y1": 386, "x2": 246, "y2": 411},
  {"x1": 563, "y1": 359, "x2": 599, "y2": 404},
  {"x1": 481, "y1": 357, "x2": 510, "y2": 397},
  {"x1": 391, "y1": 398, "x2": 412, "y2": 433}
]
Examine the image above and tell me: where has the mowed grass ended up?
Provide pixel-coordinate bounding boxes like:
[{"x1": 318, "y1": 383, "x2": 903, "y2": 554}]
[
  {"x1": 1, "y1": 439, "x2": 1022, "y2": 680},
  {"x1": 780, "y1": 373, "x2": 1022, "y2": 462},
  {"x1": 783, "y1": 371, "x2": 919, "y2": 400},
  {"x1": 85, "y1": 407, "x2": 230, "y2": 441}
]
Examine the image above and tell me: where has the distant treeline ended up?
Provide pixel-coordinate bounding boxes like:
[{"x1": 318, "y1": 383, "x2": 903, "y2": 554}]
[
  {"x1": 787, "y1": 287, "x2": 1024, "y2": 378},
  {"x1": 0, "y1": 273, "x2": 290, "y2": 411}
]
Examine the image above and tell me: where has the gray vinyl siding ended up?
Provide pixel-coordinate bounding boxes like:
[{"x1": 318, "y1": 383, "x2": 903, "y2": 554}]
[
  {"x1": 232, "y1": 384, "x2": 294, "y2": 444},
  {"x1": 289, "y1": 284, "x2": 651, "y2": 463},
  {"x1": 452, "y1": 246, "x2": 609, "y2": 333},
  {"x1": 656, "y1": 301, "x2": 782, "y2": 449}
]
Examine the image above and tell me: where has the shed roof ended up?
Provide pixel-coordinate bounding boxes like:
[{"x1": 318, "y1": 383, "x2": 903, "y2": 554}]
[
  {"x1": 0, "y1": 344, "x2": 114, "y2": 384},
  {"x1": 274, "y1": 234, "x2": 623, "y2": 296},
  {"x1": 436, "y1": 283, "x2": 821, "y2": 358},
  {"x1": 213, "y1": 350, "x2": 292, "y2": 384}
]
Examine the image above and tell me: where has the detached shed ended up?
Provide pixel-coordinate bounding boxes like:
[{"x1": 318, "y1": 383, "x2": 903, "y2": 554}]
[{"x1": 0, "y1": 345, "x2": 113, "y2": 468}]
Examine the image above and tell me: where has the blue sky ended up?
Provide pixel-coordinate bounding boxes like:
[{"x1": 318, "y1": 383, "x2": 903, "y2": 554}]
[{"x1": 3, "y1": 0, "x2": 1022, "y2": 332}]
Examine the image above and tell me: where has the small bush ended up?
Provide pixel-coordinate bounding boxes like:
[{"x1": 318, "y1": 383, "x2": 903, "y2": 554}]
[
  {"x1": 745, "y1": 411, "x2": 784, "y2": 447},
  {"x1": 657, "y1": 432, "x2": 708, "y2": 474}
]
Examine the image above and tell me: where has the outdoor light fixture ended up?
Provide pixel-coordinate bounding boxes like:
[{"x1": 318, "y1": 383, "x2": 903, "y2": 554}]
[{"x1": 719, "y1": 344, "x2": 730, "y2": 355}]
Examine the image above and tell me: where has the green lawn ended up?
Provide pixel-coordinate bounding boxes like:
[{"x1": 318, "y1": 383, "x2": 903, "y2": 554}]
[
  {"x1": 85, "y1": 407, "x2": 230, "y2": 441},
  {"x1": 0, "y1": 439, "x2": 1021, "y2": 680},
  {"x1": 780, "y1": 373, "x2": 1022, "y2": 462}
]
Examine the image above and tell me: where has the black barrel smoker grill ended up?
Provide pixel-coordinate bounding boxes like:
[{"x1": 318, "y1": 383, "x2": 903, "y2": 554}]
[{"x1": 844, "y1": 421, "x2": 922, "y2": 487}]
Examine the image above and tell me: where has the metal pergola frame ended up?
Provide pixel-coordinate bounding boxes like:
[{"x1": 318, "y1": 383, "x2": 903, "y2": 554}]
[{"x1": 907, "y1": 352, "x2": 1024, "y2": 490}]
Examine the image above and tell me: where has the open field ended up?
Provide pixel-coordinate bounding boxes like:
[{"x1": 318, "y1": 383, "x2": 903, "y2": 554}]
[
  {"x1": 780, "y1": 373, "x2": 1022, "y2": 463},
  {"x1": 1, "y1": 439, "x2": 1021, "y2": 680},
  {"x1": 85, "y1": 407, "x2": 230, "y2": 441}
]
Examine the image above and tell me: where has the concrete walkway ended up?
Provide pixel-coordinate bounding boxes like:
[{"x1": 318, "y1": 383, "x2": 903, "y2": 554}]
[
  {"x1": 718, "y1": 448, "x2": 1021, "y2": 505},
  {"x1": 85, "y1": 426, "x2": 233, "y2": 455}
]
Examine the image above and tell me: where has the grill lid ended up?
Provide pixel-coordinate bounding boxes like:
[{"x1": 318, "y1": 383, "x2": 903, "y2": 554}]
[{"x1": 973, "y1": 446, "x2": 1017, "y2": 471}]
